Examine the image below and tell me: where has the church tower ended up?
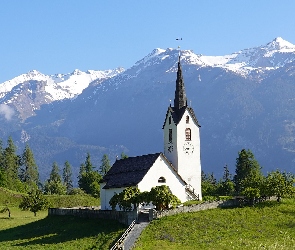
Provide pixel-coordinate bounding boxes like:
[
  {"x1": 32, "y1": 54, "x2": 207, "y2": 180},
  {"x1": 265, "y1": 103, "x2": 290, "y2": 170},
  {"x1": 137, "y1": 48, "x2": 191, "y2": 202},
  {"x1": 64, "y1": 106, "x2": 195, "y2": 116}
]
[{"x1": 163, "y1": 56, "x2": 202, "y2": 200}]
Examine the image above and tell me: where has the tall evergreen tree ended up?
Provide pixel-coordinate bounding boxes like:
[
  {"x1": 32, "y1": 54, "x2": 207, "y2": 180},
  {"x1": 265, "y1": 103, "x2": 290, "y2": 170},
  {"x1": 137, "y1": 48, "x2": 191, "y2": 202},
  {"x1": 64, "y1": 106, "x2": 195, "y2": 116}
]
[
  {"x1": 0, "y1": 139, "x2": 6, "y2": 187},
  {"x1": 44, "y1": 162, "x2": 66, "y2": 195},
  {"x1": 233, "y1": 149, "x2": 264, "y2": 195},
  {"x1": 78, "y1": 153, "x2": 101, "y2": 197},
  {"x1": 3, "y1": 137, "x2": 19, "y2": 181},
  {"x1": 63, "y1": 161, "x2": 73, "y2": 194},
  {"x1": 85, "y1": 152, "x2": 94, "y2": 172},
  {"x1": 3, "y1": 137, "x2": 23, "y2": 191},
  {"x1": 20, "y1": 144, "x2": 39, "y2": 189},
  {"x1": 99, "y1": 154, "x2": 111, "y2": 176}
]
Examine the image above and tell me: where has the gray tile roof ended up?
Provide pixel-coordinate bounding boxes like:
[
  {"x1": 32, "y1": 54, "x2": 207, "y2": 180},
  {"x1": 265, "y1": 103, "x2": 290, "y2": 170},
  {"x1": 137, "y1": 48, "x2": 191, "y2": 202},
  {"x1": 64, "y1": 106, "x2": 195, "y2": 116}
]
[{"x1": 102, "y1": 153, "x2": 161, "y2": 189}]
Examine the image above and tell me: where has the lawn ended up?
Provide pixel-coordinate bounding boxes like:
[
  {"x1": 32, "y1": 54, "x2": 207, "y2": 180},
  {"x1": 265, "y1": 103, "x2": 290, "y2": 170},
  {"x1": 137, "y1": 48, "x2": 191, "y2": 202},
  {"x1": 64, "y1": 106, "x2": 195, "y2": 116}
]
[
  {"x1": 0, "y1": 207, "x2": 126, "y2": 250},
  {"x1": 134, "y1": 199, "x2": 295, "y2": 250}
]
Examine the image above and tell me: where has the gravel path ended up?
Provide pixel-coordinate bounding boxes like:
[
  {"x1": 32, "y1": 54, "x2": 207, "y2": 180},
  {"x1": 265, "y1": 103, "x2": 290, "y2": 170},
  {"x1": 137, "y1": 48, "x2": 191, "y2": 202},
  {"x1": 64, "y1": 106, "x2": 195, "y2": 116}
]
[{"x1": 123, "y1": 221, "x2": 149, "y2": 250}]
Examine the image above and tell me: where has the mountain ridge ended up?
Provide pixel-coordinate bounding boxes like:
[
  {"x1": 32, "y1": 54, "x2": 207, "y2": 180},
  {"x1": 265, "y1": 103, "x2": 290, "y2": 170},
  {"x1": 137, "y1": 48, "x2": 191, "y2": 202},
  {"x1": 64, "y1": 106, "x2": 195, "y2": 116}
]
[{"x1": 1, "y1": 37, "x2": 295, "y2": 182}]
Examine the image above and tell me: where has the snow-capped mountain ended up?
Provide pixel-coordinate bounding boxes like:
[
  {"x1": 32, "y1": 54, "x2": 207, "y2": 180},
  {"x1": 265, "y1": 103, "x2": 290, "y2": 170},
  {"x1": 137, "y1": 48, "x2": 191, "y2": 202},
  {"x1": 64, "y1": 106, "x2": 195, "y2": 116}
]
[
  {"x1": 0, "y1": 68, "x2": 124, "y2": 120},
  {"x1": 131, "y1": 37, "x2": 295, "y2": 77},
  {"x1": 1, "y1": 37, "x2": 295, "y2": 182}
]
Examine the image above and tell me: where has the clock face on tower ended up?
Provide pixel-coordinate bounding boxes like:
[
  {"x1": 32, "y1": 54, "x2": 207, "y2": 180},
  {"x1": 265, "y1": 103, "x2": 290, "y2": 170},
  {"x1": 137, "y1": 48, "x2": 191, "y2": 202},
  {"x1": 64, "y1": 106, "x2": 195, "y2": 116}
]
[{"x1": 183, "y1": 142, "x2": 194, "y2": 155}]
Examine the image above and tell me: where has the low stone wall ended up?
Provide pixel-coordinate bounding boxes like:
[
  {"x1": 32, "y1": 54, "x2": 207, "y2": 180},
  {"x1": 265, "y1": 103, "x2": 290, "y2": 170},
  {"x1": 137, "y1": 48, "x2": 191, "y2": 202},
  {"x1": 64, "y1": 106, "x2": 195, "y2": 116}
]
[
  {"x1": 48, "y1": 207, "x2": 137, "y2": 225},
  {"x1": 149, "y1": 197, "x2": 277, "y2": 220},
  {"x1": 149, "y1": 199, "x2": 237, "y2": 220}
]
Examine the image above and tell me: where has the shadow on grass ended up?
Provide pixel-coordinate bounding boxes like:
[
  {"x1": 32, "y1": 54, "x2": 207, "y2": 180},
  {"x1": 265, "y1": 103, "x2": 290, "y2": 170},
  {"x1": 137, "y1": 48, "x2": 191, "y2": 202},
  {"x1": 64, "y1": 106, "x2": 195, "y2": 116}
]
[{"x1": 0, "y1": 215, "x2": 126, "y2": 248}]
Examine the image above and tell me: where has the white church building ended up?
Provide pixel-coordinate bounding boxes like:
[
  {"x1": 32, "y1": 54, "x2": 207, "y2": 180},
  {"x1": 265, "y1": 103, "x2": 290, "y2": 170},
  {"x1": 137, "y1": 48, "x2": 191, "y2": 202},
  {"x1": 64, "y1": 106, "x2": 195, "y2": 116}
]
[{"x1": 100, "y1": 56, "x2": 202, "y2": 210}]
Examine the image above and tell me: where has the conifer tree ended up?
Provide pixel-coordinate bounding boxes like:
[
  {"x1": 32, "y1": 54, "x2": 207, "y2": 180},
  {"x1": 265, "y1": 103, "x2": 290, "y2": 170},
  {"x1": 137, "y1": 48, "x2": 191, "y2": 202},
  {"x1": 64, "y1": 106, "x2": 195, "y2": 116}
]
[
  {"x1": 99, "y1": 154, "x2": 111, "y2": 177},
  {"x1": 233, "y1": 149, "x2": 263, "y2": 196},
  {"x1": 78, "y1": 153, "x2": 101, "y2": 197},
  {"x1": 20, "y1": 144, "x2": 39, "y2": 190},
  {"x1": 63, "y1": 161, "x2": 73, "y2": 194},
  {"x1": 3, "y1": 137, "x2": 19, "y2": 182},
  {"x1": 44, "y1": 162, "x2": 66, "y2": 195},
  {"x1": 3, "y1": 137, "x2": 23, "y2": 191},
  {"x1": 0, "y1": 139, "x2": 6, "y2": 187}
]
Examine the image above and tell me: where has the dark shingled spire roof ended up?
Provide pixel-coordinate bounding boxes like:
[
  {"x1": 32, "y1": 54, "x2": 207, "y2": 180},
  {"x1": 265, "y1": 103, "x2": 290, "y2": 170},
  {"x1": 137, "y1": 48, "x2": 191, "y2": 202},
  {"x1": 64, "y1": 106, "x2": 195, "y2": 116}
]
[
  {"x1": 162, "y1": 56, "x2": 201, "y2": 128},
  {"x1": 174, "y1": 56, "x2": 187, "y2": 111}
]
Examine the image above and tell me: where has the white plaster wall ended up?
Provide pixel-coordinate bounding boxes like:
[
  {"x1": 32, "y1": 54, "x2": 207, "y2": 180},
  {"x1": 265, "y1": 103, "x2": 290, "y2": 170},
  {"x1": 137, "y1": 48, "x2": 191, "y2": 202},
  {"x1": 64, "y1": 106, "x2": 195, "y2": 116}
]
[
  {"x1": 100, "y1": 184, "x2": 125, "y2": 210},
  {"x1": 163, "y1": 110, "x2": 178, "y2": 171},
  {"x1": 138, "y1": 155, "x2": 188, "y2": 202},
  {"x1": 176, "y1": 109, "x2": 202, "y2": 199}
]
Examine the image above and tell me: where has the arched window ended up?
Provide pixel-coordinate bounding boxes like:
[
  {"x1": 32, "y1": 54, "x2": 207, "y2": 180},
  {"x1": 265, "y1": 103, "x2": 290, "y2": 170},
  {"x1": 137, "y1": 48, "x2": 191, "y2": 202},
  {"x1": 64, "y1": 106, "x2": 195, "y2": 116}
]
[
  {"x1": 158, "y1": 176, "x2": 166, "y2": 183},
  {"x1": 169, "y1": 128, "x2": 172, "y2": 143},
  {"x1": 186, "y1": 115, "x2": 189, "y2": 124},
  {"x1": 185, "y1": 128, "x2": 191, "y2": 140},
  {"x1": 169, "y1": 116, "x2": 171, "y2": 125}
]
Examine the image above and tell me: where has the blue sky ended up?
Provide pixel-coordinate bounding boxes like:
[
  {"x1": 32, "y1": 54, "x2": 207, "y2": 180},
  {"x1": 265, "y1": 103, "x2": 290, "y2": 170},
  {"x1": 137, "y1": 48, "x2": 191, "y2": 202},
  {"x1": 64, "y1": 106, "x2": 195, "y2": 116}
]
[{"x1": 1, "y1": 0, "x2": 295, "y2": 83}]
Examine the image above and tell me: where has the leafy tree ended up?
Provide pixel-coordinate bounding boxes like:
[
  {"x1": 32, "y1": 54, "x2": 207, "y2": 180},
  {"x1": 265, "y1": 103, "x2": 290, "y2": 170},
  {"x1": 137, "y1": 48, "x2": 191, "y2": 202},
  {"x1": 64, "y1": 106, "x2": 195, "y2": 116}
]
[
  {"x1": 109, "y1": 185, "x2": 180, "y2": 211},
  {"x1": 264, "y1": 170, "x2": 295, "y2": 201},
  {"x1": 19, "y1": 189, "x2": 49, "y2": 216},
  {"x1": 233, "y1": 149, "x2": 264, "y2": 196},
  {"x1": 99, "y1": 154, "x2": 111, "y2": 176},
  {"x1": 20, "y1": 144, "x2": 39, "y2": 190},
  {"x1": 201, "y1": 172, "x2": 219, "y2": 196},
  {"x1": 149, "y1": 185, "x2": 181, "y2": 210},
  {"x1": 109, "y1": 187, "x2": 140, "y2": 211},
  {"x1": 44, "y1": 162, "x2": 66, "y2": 195},
  {"x1": 121, "y1": 152, "x2": 128, "y2": 159},
  {"x1": 63, "y1": 161, "x2": 73, "y2": 194},
  {"x1": 78, "y1": 153, "x2": 102, "y2": 197}
]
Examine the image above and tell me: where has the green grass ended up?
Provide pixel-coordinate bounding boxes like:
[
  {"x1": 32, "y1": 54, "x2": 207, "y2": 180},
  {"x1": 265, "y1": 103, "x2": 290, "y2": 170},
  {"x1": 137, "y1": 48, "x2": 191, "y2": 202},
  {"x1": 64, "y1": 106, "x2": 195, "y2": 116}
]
[
  {"x1": 134, "y1": 199, "x2": 295, "y2": 250},
  {"x1": 0, "y1": 207, "x2": 126, "y2": 250}
]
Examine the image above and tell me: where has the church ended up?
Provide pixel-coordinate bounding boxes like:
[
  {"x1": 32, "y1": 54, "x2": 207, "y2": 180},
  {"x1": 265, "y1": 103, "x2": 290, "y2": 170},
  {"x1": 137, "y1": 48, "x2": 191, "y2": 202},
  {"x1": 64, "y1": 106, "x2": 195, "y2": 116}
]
[{"x1": 100, "y1": 56, "x2": 202, "y2": 210}]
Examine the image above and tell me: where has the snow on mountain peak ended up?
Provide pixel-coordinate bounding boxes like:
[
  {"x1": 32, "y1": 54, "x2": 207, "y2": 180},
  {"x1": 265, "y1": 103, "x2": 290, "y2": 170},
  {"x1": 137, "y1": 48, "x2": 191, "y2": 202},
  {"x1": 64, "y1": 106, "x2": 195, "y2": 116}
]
[{"x1": 266, "y1": 37, "x2": 295, "y2": 50}]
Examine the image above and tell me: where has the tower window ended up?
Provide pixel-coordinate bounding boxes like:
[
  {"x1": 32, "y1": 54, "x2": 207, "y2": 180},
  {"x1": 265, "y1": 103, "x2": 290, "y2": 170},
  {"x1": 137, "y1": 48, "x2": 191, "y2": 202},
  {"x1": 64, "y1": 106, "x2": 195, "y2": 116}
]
[
  {"x1": 169, "y1": 116, "x2": 171, "y2": 125},
  {"x1": 169, "y1": 129, "x2": 172, "y2": 143},
  {"x1": 158, "y1": 176, "x2": 166, "y2": 183},
  {"x1": 185, "y1": 128, "x2": 191, "y2": 141},
  {"x1": 186, "y1": 115, "x2": 189, "y2": 124}
]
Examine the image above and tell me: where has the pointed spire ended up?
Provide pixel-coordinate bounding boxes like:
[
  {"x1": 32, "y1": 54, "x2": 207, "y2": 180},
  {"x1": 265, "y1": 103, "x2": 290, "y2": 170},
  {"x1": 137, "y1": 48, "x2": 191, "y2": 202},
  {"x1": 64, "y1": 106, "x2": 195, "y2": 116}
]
[{"x1": 174, "y1": 56, "x2": 187, "y2": 110}]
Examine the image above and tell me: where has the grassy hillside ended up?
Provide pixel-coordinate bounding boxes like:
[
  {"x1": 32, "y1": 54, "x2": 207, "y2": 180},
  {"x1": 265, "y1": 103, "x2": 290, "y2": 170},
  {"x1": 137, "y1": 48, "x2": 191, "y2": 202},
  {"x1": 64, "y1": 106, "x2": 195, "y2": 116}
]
[
  {"x1": 0, "y1": 187, "x2": 100, "y2": 208},
  {"x1": 0, "y1": 207, "x2": 125, "y2": 249},
  {"x1": 134, "y1": 199, "x2": 295, "y2": 250},
  {"x1": 0, "y1": 187, "x2": 23, "y2": 207}
]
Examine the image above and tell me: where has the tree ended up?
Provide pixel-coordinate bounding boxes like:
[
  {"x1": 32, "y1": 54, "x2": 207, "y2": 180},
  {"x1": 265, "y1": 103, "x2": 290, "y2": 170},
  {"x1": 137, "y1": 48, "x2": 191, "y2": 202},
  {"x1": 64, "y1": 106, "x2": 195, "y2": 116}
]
[
  {"x1": 121, "y1": 152, "x2": 128, "y2": 159},
  {"x1": 20, "y1": 144, "x2": 39, "y2": 190},
  {"x1": 78, "y1": 153, "x2": 102, "y2": 197},
  {"x1": 233, "y1": 149, "x2": 264, "y2": 196},
  {"x1": 19, "y1": 189, "x2": 49, "y2": 216},
  {"x1": 264, "y1": 170, "x2": 295, "y2": 202},
  {"x1": 201, "y1": 172, "x2": 219, "y2": 196},
  {"x1": 109, "y1": 187, "x2": 140, "y2": 211},
  {"x1": 149, "y1": 185, "x2": 181, "y2": 210},
  {"x1": 99, "y1": 154, "x2": 111, "y2": 177},
  {"x1": 44, "y1": 162, "x2": 66, "y2": 195},
  {"x1": 63, "y1": 161, "x2": 73, "y2": 194},
  {"x1": 217, "y1": 165, "x2": 235, "y2": 196},
  {"x1": 3, "y1": 137, "x2": 23, "y2": 191}
]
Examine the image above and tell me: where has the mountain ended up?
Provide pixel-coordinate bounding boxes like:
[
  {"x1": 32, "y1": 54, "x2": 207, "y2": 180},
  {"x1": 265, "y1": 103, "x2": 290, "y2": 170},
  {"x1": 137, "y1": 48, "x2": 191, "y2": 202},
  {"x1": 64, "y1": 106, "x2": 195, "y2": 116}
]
[{"x1": 1, "y1": 37, "x2": 295, "y2": 182}]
